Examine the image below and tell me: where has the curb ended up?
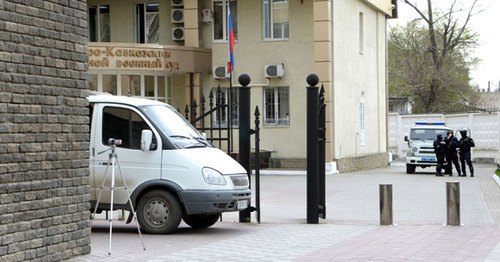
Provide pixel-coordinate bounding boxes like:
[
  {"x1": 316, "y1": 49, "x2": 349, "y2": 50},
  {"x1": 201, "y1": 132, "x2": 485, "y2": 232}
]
[{"x1": 493, "y1": 173, "x2": 500, "y2": 188}]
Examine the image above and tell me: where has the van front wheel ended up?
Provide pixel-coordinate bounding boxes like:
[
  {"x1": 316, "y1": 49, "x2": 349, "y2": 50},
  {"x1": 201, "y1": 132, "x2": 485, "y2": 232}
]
[
  {"x1": 183, "y1": 213, "x2": 220, "y2": 229},
  {"x1": 137, "y1": 190, "x2": 182, "y2": 234}
]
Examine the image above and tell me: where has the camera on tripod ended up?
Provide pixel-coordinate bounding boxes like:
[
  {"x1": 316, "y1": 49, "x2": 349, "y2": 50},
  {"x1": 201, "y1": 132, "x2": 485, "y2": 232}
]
[{"x1": 107, "y1": 138, "x2": 122, "y2": 146}]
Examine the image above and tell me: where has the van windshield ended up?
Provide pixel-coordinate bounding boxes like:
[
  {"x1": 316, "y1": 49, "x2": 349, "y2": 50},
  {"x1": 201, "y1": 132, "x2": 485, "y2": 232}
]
[
  {"x1": 410, "y1": 129, "x2": 449, "y2": 141},
  {"x1": 140, "y1": 105, "x2": 210, "y2": 149}
]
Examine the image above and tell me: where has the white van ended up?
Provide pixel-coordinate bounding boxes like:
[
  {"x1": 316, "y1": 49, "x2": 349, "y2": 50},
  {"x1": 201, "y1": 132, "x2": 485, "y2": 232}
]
[{"x1": 88, "y1": 95, "x2": 251, "y2": 234}]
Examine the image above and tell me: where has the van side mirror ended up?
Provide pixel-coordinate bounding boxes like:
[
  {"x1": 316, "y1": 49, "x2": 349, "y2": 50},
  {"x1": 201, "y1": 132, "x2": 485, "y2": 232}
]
[
  {"x1": 141, "y1": 130, "x2": 153, "y2": 152},
  {"x1": 404, "y1": 136, "x2": 408, "y2": 142}
]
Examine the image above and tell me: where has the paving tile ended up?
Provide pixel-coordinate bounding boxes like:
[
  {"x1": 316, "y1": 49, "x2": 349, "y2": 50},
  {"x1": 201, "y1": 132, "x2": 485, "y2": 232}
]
[{"x1": 72, "y1": 164, "x2": 500, "y2": 262}]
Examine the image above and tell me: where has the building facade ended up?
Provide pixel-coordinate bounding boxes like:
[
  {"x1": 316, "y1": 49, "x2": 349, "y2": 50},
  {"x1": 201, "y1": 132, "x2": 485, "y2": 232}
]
[{"x1": 86, "y1": 0, "x2": 393, "y2": 172}]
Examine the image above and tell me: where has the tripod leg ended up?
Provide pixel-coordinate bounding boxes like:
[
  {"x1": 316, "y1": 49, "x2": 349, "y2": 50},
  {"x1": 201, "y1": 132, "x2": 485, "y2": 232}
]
[
  {"x1": 108, "y1": 153, "x2": 117, "y2": 255},
  {"x1": 115, "y1": 156, "x2": 146, "y2": 251},
  {"x1": 92, "y1": 155, "x2": 112, "y2": 220}
]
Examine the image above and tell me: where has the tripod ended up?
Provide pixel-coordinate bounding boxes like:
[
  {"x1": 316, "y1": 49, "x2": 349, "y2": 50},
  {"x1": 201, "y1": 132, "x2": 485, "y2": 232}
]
[{"x1": 91, "y1": 139, "x2": 146, "y2": 255}]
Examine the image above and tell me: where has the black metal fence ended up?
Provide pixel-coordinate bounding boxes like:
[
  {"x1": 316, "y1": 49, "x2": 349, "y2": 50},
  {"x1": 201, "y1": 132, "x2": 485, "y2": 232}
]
[{"x1": 181, "y1": 85, "x2": 234, "y2": 154}]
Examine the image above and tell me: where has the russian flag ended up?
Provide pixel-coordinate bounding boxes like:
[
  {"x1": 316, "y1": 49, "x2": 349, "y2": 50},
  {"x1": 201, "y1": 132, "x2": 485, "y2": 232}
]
[{"x1": 227, "y1": 3, "x2": 235, "y2": 74}]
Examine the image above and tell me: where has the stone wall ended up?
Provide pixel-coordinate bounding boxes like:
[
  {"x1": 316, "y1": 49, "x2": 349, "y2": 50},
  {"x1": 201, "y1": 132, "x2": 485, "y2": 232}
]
[
  {"x1": 0, "y1": 1, "x2": 90, "y2": 261},
  {"x1": 335, "y1": 153, "x2": 389, "y2": 173}
]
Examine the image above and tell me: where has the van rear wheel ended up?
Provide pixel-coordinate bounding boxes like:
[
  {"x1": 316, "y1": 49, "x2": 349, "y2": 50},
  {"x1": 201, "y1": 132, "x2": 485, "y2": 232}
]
[
  {"x1": 183, "y1": 213, "x2": 220, "y2": 229},
  {"x1": 137, "y1": 190, "x2": 182, "y2": 234}
]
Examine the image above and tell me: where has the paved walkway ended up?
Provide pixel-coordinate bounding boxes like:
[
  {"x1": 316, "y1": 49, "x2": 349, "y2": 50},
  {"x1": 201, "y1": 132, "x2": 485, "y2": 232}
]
[{"x1": 72, "y1": 164, "x2": 500, "y2": 261}]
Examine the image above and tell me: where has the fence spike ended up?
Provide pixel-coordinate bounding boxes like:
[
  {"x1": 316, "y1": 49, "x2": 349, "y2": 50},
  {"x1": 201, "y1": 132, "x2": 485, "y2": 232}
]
[{"x1": 254, "y1": 106, "x2": 260, "y2": 117}]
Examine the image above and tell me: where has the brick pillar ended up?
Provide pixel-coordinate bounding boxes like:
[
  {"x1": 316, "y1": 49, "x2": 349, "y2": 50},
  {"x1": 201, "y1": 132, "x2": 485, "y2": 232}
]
[{"x1": 0, "y1": 1, "x2": 91, "y2": 261}]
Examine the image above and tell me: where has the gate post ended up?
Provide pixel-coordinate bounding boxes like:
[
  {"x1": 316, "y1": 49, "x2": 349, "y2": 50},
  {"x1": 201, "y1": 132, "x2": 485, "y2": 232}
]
[
  {"x1": 306, "y1": 74, "x2": 320, "y2": 224},
  {"x1": 254, "y1": 106, "x2": 261, "y2": 223},
  {"x1": 318, "y1": 85, "x2": 326, "y2": 219},
  {"x1": 238, "y1": 73, "x2": 252, "y2": 223}
]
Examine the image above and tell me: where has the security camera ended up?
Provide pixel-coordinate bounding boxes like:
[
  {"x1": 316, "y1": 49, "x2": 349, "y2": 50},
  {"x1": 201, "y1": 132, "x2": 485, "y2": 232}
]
[{"x1": 391, "y1": 4, "x2": 396, "y2": 10}]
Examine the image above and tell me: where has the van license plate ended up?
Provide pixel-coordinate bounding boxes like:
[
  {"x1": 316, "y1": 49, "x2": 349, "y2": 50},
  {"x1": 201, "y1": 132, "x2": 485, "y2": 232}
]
[
  {"x1": 237, "y1": 200, "x2": 248, "y2": 210},
  {"x1": 422, "y1": 158, "x2": 435, "y2": 161}
]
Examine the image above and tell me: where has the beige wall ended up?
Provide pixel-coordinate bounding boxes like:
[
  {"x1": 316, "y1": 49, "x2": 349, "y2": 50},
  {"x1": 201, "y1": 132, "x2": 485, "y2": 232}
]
[
  {"x1": 86, "y1": 0, "x2": 389, "y2": 165},
  {"x1": 200, "y1": 0, "x2": 315, "y2": 159},
  {"x1": 365, "y1": 0, "x2": 393, "y2": 16},
  {"x1": 332, "y1": 0, "x2": 388, "y2": 159}
]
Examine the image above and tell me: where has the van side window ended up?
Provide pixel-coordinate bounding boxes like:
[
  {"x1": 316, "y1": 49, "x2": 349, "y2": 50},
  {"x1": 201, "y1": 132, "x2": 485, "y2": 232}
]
[{"x1": 102, "y1": 107, "x2": 156, "y2": 150}]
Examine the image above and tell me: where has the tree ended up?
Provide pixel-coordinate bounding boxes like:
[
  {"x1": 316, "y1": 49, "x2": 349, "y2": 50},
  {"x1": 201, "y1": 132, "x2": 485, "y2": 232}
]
[{"x1": 388, "y1": 0, "x2": 480, "y2": 113}]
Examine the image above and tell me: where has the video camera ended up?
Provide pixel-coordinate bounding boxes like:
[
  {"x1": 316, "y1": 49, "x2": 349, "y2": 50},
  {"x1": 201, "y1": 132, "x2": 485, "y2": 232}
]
[{"x1": 107, "y1": 138, "x2": 122, "y2": 146}]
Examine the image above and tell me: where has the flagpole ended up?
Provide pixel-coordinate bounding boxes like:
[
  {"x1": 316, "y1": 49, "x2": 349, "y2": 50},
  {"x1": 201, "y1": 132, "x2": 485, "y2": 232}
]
[
  {"x1": 229, "y1": 68, "x2": 233, "y2": 154},
  {"x1": 227, "y1": 1, "x2": 234, "y2": 154}
]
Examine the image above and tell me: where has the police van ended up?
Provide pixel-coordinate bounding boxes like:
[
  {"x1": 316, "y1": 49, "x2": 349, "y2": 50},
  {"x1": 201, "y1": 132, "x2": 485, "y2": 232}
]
[
  {"x1": 404, "y1": 122, "x2": 453, "y2": 174},
  {"x1": 88, "y1": 94, "x2": 251, "y2": 234}
]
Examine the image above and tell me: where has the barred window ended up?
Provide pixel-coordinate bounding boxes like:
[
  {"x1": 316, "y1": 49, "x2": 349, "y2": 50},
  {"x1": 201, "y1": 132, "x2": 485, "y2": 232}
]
[{"x1": 263, "y1": 87, "x2": 289, "y2": 126}]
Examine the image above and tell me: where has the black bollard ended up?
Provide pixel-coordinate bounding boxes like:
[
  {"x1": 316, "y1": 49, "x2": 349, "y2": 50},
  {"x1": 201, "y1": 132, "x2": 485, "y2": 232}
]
[
  {"x1": 306, "y1": 73, "x2": 320, "y2": 224},
  {"x1": 238, "y1": 73, "x2": 252, "y2": 223}
]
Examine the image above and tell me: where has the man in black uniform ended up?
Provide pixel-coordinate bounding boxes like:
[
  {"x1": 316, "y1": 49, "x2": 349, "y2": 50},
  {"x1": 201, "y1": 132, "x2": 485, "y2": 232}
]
[
  {"x1": 433, "y1": 134, "x2": 446, "y2": 176},
  {"x1": 445, "y1": 130, "x2": 461, "y2": 176},
  {"x1": 458, "y1": 129, "x2": 475, "y2": 177}
]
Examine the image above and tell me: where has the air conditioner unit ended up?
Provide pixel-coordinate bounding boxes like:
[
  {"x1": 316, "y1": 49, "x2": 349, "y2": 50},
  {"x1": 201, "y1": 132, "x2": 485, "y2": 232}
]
[
  {"x1": 172, "y1": 27, "x2": 184, "y2": 41},
  {"x1": 213, "y1": 66, "x2": 229, "y2": 79},
  {"x1": 265, "y1": 64, "x2": 285, "y2": 78},
  {"x1": 171, "y1": 9, "x2": 184, "y2": 23},
  {"x1": 171, "y1": 0, "x2": 183, "y2": 7}
]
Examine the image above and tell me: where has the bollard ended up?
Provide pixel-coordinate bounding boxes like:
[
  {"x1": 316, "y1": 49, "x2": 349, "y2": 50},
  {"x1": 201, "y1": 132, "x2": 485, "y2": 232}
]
[
  {"x1": 446, "y1": 182, "x2": 460, "y2": 226},
  {"x1": 379, "y1": 184, "x2": 393, "y2": 225},
  {"x1": 306, "y1": 73, "x2": 320, "y2": 224}
]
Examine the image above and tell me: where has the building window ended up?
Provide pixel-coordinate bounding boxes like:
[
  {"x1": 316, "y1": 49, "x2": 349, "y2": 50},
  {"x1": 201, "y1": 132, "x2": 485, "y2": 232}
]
[
  {"x1": 89, "y1": 72, "x2": 171, "y2": 103},
  {"x1": 88, "y1": 5, "x2": 110, "y2": 42},
  {"x1": 135, "y1": 3, "x2": 159, "y2": 44},
  {"x1": 359, "y1": 12, "x2": 364, "y2": 54},
  {"x1": 89, "y1": 74, "x2": 98, "y2": 91},
  {"x1": 145, "y1": 75, "x2": 173, "y2": 104},
  {"x1": 263, "y1": 87, "x2": 289, "y2": 126},
  {"x1": 211, "y1": 87, "x2": 239, "y2": 127},
  {"x1": 264, "y1": 0, "x2": 289, "y2": 40},
  {"x1": 213, "y1": 0, "x2": 237, "y2": 41},
  {"x1": 121, "y1": 75, "x2": 141, "y2": 96}
]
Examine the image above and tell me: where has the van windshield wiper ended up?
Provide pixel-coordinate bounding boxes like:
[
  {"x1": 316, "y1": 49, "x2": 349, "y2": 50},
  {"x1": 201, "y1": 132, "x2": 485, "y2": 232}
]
[{"x1": 170, "y1": 135, "x2": 191, "y2": 140}]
